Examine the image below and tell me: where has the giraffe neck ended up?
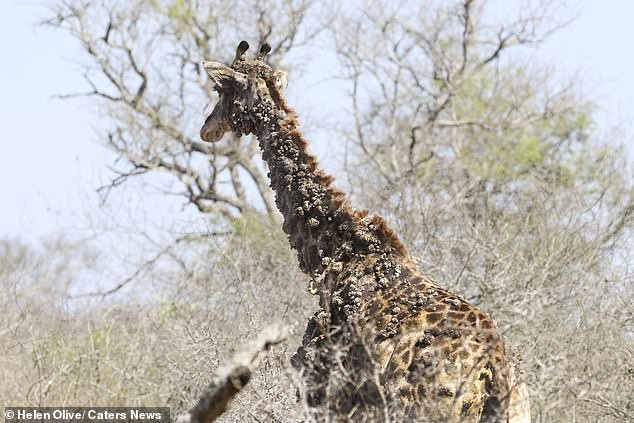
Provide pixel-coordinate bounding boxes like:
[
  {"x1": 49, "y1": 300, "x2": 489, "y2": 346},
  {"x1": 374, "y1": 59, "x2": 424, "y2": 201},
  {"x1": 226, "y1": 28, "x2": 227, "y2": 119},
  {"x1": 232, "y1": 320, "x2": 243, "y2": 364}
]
[{"x1": 249, "y1": 86, "x2": 407, "y2": 279}]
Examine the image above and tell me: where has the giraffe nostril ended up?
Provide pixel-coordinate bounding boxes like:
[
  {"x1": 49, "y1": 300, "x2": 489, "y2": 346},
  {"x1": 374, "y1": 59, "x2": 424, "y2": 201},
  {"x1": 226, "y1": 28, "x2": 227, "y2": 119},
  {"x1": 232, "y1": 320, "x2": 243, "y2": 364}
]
[{"x1": 200, "y1": 126, "x2": 223, "y2": 142}]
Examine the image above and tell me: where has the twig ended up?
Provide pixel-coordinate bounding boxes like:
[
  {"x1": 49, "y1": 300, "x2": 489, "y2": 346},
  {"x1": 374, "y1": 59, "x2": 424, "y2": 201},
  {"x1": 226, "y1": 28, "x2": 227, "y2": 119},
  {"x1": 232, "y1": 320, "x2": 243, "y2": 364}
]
[{"x1": 176, "y1": 324, "x2": 289, "y2": 423}]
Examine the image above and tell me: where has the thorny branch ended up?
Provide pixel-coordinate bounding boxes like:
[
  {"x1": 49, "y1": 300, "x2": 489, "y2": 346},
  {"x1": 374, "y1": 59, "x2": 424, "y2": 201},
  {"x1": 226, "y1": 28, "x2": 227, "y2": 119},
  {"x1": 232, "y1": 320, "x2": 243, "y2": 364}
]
[{"x1": 175, "y1": 324, "x2": 288, "y2": 423}]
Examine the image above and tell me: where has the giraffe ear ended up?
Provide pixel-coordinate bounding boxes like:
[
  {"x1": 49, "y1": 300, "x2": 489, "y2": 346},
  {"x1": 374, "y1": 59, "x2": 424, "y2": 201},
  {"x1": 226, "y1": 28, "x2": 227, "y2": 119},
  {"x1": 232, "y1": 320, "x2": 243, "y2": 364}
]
[
  {"x1": 202, "y1": 60, "x2": 247, "y2": 91},
  {"x1": 273, "y1": 70, "x2": 288, "y2": 91}
]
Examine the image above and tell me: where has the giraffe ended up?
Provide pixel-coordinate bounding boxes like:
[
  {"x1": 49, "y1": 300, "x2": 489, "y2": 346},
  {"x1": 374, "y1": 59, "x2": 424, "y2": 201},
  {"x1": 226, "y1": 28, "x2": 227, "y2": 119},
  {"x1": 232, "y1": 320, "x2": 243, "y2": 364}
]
[{"x1": 199, "y1": 41, "x2": 530, "y2": 422}]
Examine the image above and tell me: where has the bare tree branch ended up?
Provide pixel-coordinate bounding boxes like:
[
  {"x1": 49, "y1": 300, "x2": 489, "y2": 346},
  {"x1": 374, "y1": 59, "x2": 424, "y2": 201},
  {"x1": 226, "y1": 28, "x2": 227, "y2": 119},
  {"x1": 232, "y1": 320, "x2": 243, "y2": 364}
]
[{"x1": 44, "y1": 0, "x2": 318, "y2": 224}]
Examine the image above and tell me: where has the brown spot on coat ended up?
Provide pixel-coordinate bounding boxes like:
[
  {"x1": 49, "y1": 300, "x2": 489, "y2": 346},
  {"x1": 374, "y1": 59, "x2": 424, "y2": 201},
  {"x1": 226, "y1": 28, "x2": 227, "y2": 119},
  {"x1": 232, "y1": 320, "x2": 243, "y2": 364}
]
[{"x1": 426, "y1": 313, "x2": 443, "y2": 324}]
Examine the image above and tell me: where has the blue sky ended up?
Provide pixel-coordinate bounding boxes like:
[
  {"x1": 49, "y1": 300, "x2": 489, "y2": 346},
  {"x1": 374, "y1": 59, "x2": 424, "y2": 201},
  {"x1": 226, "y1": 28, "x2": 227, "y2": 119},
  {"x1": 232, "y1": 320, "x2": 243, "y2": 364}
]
[{"x1": 1, "y1": 0, "x2": 632, "y2": 243}]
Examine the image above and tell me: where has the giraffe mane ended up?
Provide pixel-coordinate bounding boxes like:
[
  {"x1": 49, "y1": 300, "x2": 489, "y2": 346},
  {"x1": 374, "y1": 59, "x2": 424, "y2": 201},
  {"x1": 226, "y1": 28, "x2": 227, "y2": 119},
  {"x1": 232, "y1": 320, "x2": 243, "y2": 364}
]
[{"x1": 264, "y1": 77, "x2": 409, "y2": 257}]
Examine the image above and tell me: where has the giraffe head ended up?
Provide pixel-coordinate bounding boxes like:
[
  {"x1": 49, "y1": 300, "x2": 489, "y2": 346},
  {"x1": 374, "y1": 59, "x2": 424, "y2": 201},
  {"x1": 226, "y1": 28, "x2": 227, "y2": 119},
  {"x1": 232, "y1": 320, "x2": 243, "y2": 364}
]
[{"x1": 200, "y1": 41, "x2": 288, "y2": 143}]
